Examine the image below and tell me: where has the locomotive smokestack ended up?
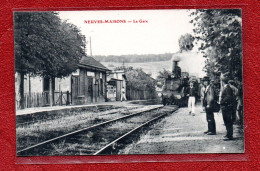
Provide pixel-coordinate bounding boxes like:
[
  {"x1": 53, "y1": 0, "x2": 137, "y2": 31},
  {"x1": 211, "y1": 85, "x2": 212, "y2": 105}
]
[
  {"x1": 171, "y1": 54, "x2": 181, "y2": 78},
  {"x1": 172, "y1": 59, "x2": 181, "y2": 78},
  {"x1": 172, "y1": 60, "x2": 178, "y2": 74}
]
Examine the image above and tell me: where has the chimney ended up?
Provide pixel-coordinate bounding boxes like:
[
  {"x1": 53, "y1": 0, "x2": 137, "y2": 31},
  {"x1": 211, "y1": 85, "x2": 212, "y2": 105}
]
[{"x1": 172, "y1": 60, "x2": 178, "y2": 75}]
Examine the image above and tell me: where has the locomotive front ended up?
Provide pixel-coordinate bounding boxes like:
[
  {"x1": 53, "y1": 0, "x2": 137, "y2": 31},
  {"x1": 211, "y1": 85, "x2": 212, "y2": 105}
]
[{"x1": 161, "y1": 59, "x2": 189, "y2": 106}]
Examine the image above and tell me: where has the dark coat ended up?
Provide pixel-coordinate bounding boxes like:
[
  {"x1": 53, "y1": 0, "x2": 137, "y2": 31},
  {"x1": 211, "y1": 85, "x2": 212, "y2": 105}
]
[
  {"x1": 185, "y1": 86, "x2": 198, "y2": 97},
  {"x1": 203, "y1": 84, "x2": 215, "y2": 108},
  {"x1": 220, "y1": 84, "x2": 234, "y2": 108}
]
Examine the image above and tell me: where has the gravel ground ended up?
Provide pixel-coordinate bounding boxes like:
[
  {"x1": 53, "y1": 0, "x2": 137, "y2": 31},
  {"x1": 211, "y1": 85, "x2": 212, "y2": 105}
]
[{"x1": 120, "y1": 103, "x2": 244, "y2": 154}]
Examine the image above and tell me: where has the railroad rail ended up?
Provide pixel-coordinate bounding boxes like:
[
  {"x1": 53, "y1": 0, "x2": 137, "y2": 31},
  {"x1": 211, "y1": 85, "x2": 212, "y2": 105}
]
[
  {"x1": 16, "y1": 105, "x2": 132, "y2": 127},
  {"x1": 17, "y1": 105, "x2": 170, "y2": 156},
  {"x1": 94, "y1": 107, "x2": 178, "y2": 155}
]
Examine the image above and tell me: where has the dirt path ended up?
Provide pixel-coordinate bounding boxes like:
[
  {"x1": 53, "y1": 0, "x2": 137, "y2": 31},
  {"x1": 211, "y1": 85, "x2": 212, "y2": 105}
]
[{"x1": 120, "y1": 104, "x2": 244, "y2": 154}]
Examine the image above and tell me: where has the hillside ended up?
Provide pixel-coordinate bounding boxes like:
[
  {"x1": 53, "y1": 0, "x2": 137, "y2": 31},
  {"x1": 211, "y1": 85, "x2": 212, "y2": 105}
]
[
  {"x1": 101, "y1": 51, "x2": 206, "y2": 79},
  {"x1": 93, "y1": 53, "x2": 173, "y2": 63},
  {"x1": 101, "y1": 61, "x2": 172, "y2": 79}
]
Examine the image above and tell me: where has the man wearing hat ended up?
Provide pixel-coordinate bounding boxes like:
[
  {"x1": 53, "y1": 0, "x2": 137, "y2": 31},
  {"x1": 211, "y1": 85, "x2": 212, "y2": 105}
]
[
  {"x1": 200, "y1": 77, "x2": 209, "y2": 112},
  {"x1": 220, "y1": 77, "x2": 235, "y2": 140},
  {"x1": 203, "y1": 77, "x2": 217, "y2": 135}
]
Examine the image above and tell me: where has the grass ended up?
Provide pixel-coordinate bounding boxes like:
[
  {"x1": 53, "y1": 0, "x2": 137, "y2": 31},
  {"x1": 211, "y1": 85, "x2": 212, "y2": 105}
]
[
  {"x1": 16, "y1": 106, "x2": 147, "y2": 150},
  {"x1": 16, "y1": 107, "x2": 129, "y2": 150}
]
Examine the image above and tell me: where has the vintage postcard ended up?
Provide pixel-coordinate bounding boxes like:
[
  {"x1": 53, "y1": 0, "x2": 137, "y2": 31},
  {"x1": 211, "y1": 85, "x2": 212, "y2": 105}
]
[{"x1": 14, "y1": 9, "x2": 244, "y2": 156}]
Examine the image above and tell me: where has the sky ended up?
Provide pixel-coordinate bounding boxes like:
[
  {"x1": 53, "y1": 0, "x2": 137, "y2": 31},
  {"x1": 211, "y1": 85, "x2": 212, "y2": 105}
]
[{"x1": 58, "y1": 10, "x2": 195, "y2": 56}]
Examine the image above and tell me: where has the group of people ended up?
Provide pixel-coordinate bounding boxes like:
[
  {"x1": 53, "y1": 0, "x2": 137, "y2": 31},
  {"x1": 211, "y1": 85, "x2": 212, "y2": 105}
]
[{"x1": 186, "y1": 76, "x2": 243, "y2": 141}]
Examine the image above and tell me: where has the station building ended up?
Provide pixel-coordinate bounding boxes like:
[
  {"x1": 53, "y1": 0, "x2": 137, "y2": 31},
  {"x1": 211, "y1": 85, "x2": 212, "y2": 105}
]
[{"x1": 15, "y1": 56, "x2": 110, "y2": 109}]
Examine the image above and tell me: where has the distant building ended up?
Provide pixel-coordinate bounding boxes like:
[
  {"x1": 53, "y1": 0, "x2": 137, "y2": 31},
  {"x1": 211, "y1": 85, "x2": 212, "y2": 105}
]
[{"x1": 106, "y1": 70, "x2": 127, "y2": 101}]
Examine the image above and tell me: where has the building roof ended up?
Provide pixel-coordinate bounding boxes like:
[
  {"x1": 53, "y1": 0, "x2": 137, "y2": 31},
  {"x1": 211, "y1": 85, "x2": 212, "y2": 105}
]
[
  {"x1": 79, "y1": 56, "x2": 110, "y2": 72},
  {"x1": 108, "y1": 78, "x2": 124, "y2": 82}
]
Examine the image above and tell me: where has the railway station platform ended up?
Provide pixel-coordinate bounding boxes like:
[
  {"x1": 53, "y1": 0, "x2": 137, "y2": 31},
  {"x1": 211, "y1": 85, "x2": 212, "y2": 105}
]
[
  {"x1": 16, "y1": 100, "x2": 142, "y2": 116},
  {"x1": 120, "y1": 104, "x2": 244, "y2": 154}
]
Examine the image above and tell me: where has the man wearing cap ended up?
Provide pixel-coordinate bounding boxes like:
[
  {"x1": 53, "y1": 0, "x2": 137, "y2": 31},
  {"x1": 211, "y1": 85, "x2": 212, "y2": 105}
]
[
  {"x1": 186, "y1": 81, "x2": 197, "y2": 116},
  {"x1": 220, "y1": 78, "x2": 235, "y2": 140},
  {"x1": 203, "y1": 77, "x2": 217, "y2": 135}
]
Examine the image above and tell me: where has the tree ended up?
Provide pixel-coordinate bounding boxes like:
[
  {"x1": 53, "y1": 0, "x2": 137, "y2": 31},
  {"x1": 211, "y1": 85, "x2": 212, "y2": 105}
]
[
  {"x1": 178, "y1": 33, "x2": 194, "y2": 52},
  {"x1": 156, "y1": 69, "x2": 172, "y2": 88},
  {"x1": 14, "y1": 12, "x2": 86, "y2": 107},
  {"x1": 115, "y1": 66, "x2": 157, "y2": 99},
  {"x1": 190, "y1": 9, "x2": 242, "y2": 82}
]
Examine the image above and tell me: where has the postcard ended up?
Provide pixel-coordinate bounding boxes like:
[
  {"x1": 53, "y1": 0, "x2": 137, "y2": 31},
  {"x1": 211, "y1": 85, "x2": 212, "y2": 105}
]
[{"x1": 14, "y1": 9, "x2": 244, "y2": 157}]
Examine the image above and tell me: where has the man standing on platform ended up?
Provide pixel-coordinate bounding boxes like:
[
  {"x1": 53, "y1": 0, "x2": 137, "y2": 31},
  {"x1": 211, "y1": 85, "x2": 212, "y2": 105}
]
[
  {"x1": 203, "y1": 77, "x2": 216, "y2": 135},
  {"x1": 187, "y1": 81, "x2": 197, "y2": 116},
  {"x1": 220, "y1": 78, "x2": 235, "y2": 140},
  {"x1": 228, "y1": 80, "x2": 238, "y2": 124},
  {"x1": 200, "y1": 78, "x2": 207, "y2": 112}
]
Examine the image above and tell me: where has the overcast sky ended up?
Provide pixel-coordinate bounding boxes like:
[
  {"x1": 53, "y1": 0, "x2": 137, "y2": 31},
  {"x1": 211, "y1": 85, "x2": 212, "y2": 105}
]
[{"x1": 58, "y1": 10, "x2": 195, "y2": 56}]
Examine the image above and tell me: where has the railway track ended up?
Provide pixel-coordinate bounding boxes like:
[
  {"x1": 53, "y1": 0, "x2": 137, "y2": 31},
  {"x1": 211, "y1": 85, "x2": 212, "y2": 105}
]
[
  {"x1": 16, "y1": 105, "x2": 155, "y2": 151},
  {"x1": 17, "y1": 105, "x2": 177, "y2": 156},
  {"x1": 94, "y1": 106, "x2": 178, "y2": 155},
  {"x1": 16, "y1": 105, "x2": 141, "y2": 127},
  {"x1": 16, "y1": 105, "x2": 122, "y2": 127}
]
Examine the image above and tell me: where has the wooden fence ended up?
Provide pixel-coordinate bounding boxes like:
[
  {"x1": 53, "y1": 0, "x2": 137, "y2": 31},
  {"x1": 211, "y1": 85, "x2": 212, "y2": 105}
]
[
  {"x1": 126, "y1": 88, "x2": 157, "y2": 100},
  {"x1": 16, "y1": 91, "x2": 72, "y2": 110}
]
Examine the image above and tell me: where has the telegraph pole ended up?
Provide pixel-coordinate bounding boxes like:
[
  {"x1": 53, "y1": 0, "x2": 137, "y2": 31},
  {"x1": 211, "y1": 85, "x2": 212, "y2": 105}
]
[{"x1": 90, "y1": 36, "x2": 92, "y2": 56}]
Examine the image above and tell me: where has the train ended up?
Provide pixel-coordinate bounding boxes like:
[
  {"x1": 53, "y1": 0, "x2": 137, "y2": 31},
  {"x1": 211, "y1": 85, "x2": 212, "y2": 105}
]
[{"x1": 161, "y1": 59, "x2": 199, "y2": 106}]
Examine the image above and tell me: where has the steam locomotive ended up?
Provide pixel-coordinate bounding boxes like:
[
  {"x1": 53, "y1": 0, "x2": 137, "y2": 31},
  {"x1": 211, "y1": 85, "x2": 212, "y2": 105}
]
[{"x1": 161, "y1": 60, "x2": 198, "y2": 106}]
